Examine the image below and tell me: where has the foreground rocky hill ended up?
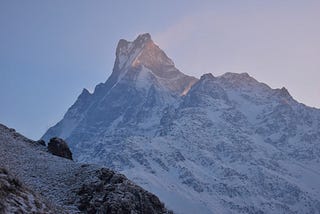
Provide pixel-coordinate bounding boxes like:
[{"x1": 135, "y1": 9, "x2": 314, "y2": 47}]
[
  {"x1": 0, "y1": 167, "x2": 56, "y2": 213},
  {"x1": 43, "y1": 33, "x2": 320, "y2": 213},
  {"x1": 0, "y1": 124, "x2": 171, "y2": 213}
]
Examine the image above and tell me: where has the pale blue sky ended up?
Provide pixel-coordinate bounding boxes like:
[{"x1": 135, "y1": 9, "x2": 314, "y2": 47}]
[{"x1": 1, "y1": 0, "x2": 319, "y2": 140}]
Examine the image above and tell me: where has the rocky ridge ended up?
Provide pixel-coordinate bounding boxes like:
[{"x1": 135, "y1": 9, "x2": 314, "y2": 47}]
[
  {"x1": 0, "y1": 124, "x2": 171, "y2": 213},
  {"x1": 48, "y1": 137, "x2": 73, "y2": 160}
]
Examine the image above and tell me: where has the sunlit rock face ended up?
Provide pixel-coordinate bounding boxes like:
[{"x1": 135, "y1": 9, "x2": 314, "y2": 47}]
[{"x1": 43, "y1": 34, "x2": 320, "y2": 214}]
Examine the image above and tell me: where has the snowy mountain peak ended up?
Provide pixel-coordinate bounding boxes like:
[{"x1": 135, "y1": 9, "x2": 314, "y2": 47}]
[
  {"x1": 114, "y1": 33, "x2": 154, "y2": 71},
  {"x1": 114, "y1": 33, "x2": 177, "y2": 78},
  {"x1": 135, "y1": 33, "x2": 152, "y2": 44},
  {"x1": 221, "y1": 72, "x2": 252, "y2": 80},
  {"x1": 79, "y1": 88, "x2": 90, "y2": 97},
  {"x1": 200, "y1": 73, "x2": 215, "y2": 80},
  {"x1": 216, "y1": 72, "x2": 264, "y2": 90},
  {"x1": 116, "y1": 33, "x2": 152, "y2": 57},
  {"x1": 42, "y1": 34, "x2": 198, "y2": 144},
  {"x1": 279, "y1": 86, "x2": 290, "y2": 96},
  {"x1": 273, "y1": 86, "x2": 293, "y2": 100},
  {"x1": 75, "y1": 88, "x2": 92, "y2": 105},
  {"x1": 109, "y1": 33, "x2": 197, "y2": 95}
]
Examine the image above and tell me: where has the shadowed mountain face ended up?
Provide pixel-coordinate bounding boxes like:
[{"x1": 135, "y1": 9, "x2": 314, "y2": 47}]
[{"x1": 43, "y1": 34, "x2": 320, "y2": 214}]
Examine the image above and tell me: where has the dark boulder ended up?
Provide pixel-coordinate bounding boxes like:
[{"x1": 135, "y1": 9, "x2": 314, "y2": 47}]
[
  {"x1": 48, "y1": 137, "x2": 73, "y2": 160},
  {"x1": 36, "y1": 140, "x2": 46, "y2": 146}
]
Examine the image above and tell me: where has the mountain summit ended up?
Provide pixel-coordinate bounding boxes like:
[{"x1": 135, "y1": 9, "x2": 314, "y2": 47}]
[
  {"x1": 106, "y1": 33, "x2": 197, "y2": 95},
  {"x1": 43, "y1": 34, "x2": 320, "y2": 214}
]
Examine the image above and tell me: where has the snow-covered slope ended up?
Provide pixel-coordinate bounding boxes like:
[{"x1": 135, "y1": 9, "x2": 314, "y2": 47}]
[
  {"x1": 0, "y1": 124, "x2": 171, "y2": 213},
  {"x1": 43, "y1": 34, "x2": 320, "y2": 214}
]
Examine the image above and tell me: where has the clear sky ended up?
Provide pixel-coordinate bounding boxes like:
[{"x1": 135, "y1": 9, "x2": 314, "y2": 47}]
[{"x1": 1, "y1": 0, "x2": 319, "y2": 140}]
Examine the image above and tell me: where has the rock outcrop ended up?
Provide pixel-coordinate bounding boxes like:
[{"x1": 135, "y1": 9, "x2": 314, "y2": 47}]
[
  {"x1": 76, "y1": 168, "x2": 172, "y2": 214},
  {"x1": 48, "y1": 137, "x2": 73, "y2": 160}
]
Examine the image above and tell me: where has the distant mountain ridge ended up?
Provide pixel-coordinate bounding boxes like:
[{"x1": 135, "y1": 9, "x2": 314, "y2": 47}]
[{"x1": 43, "y1": 33, "x2": 320, "y2": 214}]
